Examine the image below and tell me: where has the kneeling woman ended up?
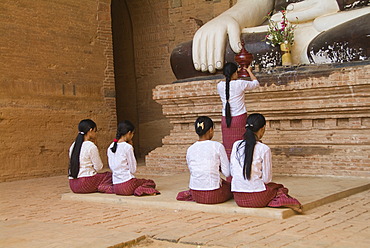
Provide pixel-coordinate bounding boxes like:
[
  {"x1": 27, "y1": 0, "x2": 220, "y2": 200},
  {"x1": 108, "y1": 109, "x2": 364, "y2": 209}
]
[
  {"x1": 230, "y1": 113, "x2": 302, "y2": 212},
  {"x1": 107, "y1": 120, "x2": 160, "y2": 196},
  {"x1": 177, "y1": 116, "x2": 232, "y2": 204},
  {"x1": 69, "y1": 119, "x2": 114, "y2": 194}
]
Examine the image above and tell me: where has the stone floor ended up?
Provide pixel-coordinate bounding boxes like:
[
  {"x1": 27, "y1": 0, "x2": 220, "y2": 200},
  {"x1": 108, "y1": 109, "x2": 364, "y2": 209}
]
[{"x1": 1, "y1": 170, "x2": 370, "y2": 248}]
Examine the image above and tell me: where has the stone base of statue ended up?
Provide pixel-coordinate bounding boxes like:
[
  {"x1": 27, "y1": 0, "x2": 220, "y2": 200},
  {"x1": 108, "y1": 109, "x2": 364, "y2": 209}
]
[{"x1": 146, "y1": 62, "x2": 370, "y2": 177}]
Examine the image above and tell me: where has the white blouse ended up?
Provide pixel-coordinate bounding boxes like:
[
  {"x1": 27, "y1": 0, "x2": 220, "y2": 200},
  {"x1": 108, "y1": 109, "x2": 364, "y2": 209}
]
[
  {"x1": 217, "y1": 79, "x2": 259, "y2": 117},
  {"x1": 186, "y1": 140, "x2": 230, "y2": 190},
  {"x1": 68, "y1": 141, "x2": 103, "y2": 179},
  {"x1": 107, "y1": 142, "x2": 136, "y2": 184},
  {"x1": 230, "y1": 141, "x2": 272, "y2": 192}
]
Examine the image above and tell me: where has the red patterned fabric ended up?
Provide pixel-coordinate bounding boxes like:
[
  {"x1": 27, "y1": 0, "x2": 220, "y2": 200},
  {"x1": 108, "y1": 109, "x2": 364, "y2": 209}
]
[
  {"x1": 233, "y1": 182, "x2": 301, "y2": 209},
  {"x1": 189, "y1": 179, "x2": 233, "y2": 204},
  {"x1": 176, "y1": 190, "x2": 195, "y2": 202},
  {"x1": 114, "y1": 178, "x2": 160, "y2": 196},
  {"x1": 69, "y1": 172, "x2": 114, "y2": 194},
  {"x1": 221, "y1": 113, "x2": 247, "y2": 159},
  {"x1": 267, "y1": 184, "x2": 301, "y2": 208}
]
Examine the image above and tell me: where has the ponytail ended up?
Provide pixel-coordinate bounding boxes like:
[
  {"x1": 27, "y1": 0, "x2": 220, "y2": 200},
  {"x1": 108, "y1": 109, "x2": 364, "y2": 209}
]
[
  {"x1": 240, "y1": 126, "x2": 256, "y2": 180},
  {"x1": 111, "y1": 120, "x2": 135, "y2": 153},
  {"x1": 69, "y1": 119, "x2": 97, "y2": 179},
  {"x1": 223, "y1": 62, "x2": 238, "y2": 128},
  {"x1": 110, "y1": 133, "x2": 121, "y2": 153},
  {"x1": 237, "y1": 113, "x2": 266, "y2": 180}
]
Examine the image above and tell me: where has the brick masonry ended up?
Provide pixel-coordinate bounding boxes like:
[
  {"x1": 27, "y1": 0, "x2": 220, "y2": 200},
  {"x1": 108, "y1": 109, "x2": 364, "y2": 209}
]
[
  {"x1": 0, "y1": 0, "x2": 116, "y2": 182},
  {"x1": 0, "y1": 0, "x2": 236, "y2": 181},
  {"x1": 147, "y1": 63, "x2": 370, "y2": 177},
  {"x1": 113, "y1": 0, "x2": 233, "y2": 157},
  {"x1": 2, "y1": 0, "x2": 369, "y2": 181}
]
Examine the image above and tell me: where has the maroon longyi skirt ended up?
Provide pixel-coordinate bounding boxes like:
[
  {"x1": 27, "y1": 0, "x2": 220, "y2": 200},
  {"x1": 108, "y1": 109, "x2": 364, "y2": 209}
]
[
  {"x1": 69, "y1": 171, "x2": 114, "y2": 194},
  {"x1": 221, "y1": 113, "x2": 247, "y2": 159},
  {"x1": 177, "y1": 179, "x2": 232, "y2": 204},
  {"x1": 114, "y1": 178, "x2": 160, "y2": 196},
  {"x1": 233, "y1": 182, "x2": 301, "y2": 209}
]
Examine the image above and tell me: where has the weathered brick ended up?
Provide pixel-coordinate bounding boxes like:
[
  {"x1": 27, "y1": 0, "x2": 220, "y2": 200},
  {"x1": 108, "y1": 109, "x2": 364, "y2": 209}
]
[
  {"x1": 0, "y1": 0, "x2": 116, "y2": 182},
  {"x1": 147, "y1": 64, "x2": 370, "y2": 177}
]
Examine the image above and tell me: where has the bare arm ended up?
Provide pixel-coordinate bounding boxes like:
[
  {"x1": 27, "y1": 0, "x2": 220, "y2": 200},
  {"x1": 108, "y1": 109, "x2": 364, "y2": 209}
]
[{"x1": 246, "y1": 66, "x2": 257, "y2": 81}]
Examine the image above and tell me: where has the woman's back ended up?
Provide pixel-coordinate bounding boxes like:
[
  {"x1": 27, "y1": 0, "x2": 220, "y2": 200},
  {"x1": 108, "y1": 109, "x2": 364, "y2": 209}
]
[
  {"x1": 230, "y1": 140, "x2": 272, "y2": 192},
  {"x1": 187, "y1": 140, "x2": 229, "y2": 190},
  {"x1": 69, "y1": 140, "x2": 103, "y2": 178},
  {"x1": 107, "y1": 141, "x2": 136, "y2": 184},
  {"x1": 217, "y1": 79, "x2": 259, "y2": 116}
]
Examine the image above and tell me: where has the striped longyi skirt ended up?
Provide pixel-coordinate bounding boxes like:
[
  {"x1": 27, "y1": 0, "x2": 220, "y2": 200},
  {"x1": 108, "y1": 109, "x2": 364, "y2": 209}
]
[
  {"x1": 177, "y1": 179, "x2": 233, "y2": 204},
  {"x1": 233, "y1": 182, "x2": 302, "y2": 211},
  {"x1": 221, "y1": 113, "x2": 247, "y2": 159},
  {"x1": 114, "y1": 178, "x2": 160, "y2": 196},
  {"x1": 69, "y1": 171, "x2": 114, "y2": 194}
]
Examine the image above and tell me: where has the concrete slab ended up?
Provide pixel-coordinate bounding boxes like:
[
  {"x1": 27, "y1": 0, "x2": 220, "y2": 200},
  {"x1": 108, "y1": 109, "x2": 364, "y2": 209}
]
[{"x1": 61, "y1": 173, "x2": 370, "y2": 219}]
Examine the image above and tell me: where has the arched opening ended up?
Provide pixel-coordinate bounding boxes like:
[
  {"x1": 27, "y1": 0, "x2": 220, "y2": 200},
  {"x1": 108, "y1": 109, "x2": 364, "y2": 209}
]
[{"x1": 111, "y1": 0, "x2": 141, "y2": 156}]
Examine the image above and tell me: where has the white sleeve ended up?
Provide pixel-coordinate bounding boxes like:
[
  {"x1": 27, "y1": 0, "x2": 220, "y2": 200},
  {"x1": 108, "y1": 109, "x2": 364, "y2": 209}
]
[
  {"x1": 219, "y1": 144, "x2": 230, "y2": 177},
  {"x1": 126, "y1": 145, "x2": 137, "y2": 174},
  {"x1": 229, "y1": 142, "x2": 238, "y2": 177},
  {"x1": 262, "y1": 148, "x2": 272, "y2": 183},
  {"x1": 243, "y1": 79, "x2": 260, "y2": 91},
  {"x1": 186, "y1": 150, "x2": 190, "y2": 165},
  {"x1": 69, "y1": 144, "x2": 73, "y2": 158},
  {"x1": 90, "y1": 145, "x2": 103, "y2": 172}
]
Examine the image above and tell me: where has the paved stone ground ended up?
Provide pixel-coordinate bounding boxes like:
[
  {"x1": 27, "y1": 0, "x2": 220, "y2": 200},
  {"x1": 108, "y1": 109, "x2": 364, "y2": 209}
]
[{"x1": 0, "y1": 175, "x2": 369, "y2": 248}]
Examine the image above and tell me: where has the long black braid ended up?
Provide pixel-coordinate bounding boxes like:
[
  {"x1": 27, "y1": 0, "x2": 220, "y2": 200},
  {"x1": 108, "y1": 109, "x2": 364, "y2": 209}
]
[{"x1": 223, "y1": 62, "x2": 238, "y2": 127}]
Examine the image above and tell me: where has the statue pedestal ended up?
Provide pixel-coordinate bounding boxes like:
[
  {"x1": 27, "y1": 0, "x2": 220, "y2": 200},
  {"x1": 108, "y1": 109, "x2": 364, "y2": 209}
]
[{"x1": 146, "y1": 62, "x2": 370, "y2": 177}]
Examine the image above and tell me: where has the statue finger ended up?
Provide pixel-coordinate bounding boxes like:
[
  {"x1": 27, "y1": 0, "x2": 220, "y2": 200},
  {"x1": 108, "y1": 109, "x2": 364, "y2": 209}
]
[
  {"x1": 206, "y1": 33, "x2": 216, "y2": 73},
  {"x1": 214, "y1": 34, "x2": 227, "y2": 70},
  {"x1": 227, "y1": 23, "x2": 242, "y2": 54},
  {"x1": 199, "y1": 35, "x2": 209, "y2": 72},
  {"x1": 192, "y1": 32, "x2": 203, "y2": 70}
]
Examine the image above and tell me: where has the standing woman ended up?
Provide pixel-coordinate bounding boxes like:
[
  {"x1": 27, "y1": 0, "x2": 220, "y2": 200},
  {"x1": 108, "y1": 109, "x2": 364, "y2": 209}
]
[
  {"x1": 68, "y1": 119, "x2": 114, "y2": 194},
  {"x1": 230, "y1": 113, "x2": 302, "y2": 212},
  {"x1": 217, "y1": 62, "x2": 259, "y2": 159},
  {"x1": 177, "y1": 116, "x2": 232, "y2": 204},
  {"x1": 107, "y1": 120, "x2": 160, "y2": 196}
]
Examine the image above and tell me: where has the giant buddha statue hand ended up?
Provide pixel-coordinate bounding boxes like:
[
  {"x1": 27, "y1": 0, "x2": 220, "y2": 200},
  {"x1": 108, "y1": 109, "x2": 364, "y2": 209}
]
[
  {"x1": 171, "y1": 0, "x2": 369, "y2": 80},
  {"x1": 271, "y1": 0, "x2": 339, "y2": 23},
  {"x1": 192, "y1": 0, "x2": 274, "y2": 73}
]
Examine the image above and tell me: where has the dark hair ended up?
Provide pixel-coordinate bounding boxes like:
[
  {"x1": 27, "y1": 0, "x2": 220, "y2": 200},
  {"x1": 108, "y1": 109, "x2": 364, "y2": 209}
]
[
  {"x1": 194, "y1": 116, "x2": 214, "y2": 136},
  {"x1": 110, "y1": 120, "x2": 135, "y2": 153},
  {"x1": 223, "y1": 62, "x2": 238, "y2": 128},
  {"x1": 69, "y1": 119, "x2": 97, "y2": 179},
  {"x1": 237, "y1": 113, "x2": 266, "y2": 180}
]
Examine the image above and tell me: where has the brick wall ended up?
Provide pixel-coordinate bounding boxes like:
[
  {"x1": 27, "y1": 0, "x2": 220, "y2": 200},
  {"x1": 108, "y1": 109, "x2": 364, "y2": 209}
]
[
  {"x1": 0, "y1": 0, "x2": 116, "y2": 182},
  {"x1": 0, "y1": 0, "x2": 237, "y2": 181},
  {"x1": 146, "y1": 63, "x2": 370, "y2": 177},
  {"x1": 1, "y1": 0, "x2": 368, "y2": 181},
  {"x1": 114, "y1": 0, "x2": 233, "y2": 157}
]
